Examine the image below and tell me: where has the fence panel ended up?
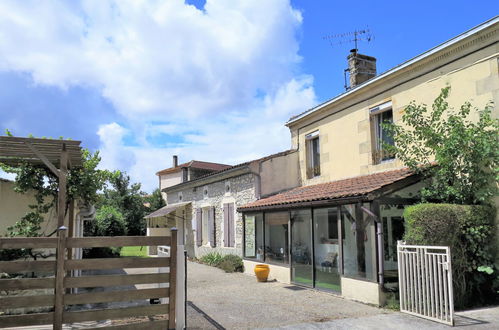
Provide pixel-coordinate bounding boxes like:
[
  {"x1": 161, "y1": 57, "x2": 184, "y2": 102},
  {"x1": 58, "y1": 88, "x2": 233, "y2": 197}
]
[
  {"x1": 397, "y1": 242, "x2": 454, "y2": 326},
  {"x1": 0, "y1": 230, "x2": 179, "y2": 329}
]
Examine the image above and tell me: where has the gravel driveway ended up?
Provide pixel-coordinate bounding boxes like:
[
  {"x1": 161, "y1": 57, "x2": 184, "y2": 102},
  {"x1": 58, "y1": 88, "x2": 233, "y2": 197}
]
[{"x1": 187, "y1": 261, "x2": 384, "y2": 329}]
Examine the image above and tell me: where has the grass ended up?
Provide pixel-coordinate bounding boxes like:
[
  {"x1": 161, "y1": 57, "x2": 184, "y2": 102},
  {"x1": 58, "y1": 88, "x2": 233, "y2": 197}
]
[{"x1": 120, "y1": 246, "x2": 149, "y2": 258}]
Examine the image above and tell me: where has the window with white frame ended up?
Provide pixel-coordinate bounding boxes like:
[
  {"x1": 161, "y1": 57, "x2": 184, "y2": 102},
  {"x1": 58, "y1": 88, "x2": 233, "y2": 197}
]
[
  {"x1": 305, "y1": 131, "x2": 320, "y2": 179},
  {"x1": 371, "y1": 101, "x2": 395, "y2": 164}
]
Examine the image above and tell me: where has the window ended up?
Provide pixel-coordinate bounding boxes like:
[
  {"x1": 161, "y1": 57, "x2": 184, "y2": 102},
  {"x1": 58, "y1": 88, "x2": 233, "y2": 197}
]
[
  {"x1": 223, "y1": 203, "x2": 235, "y2": 247},
  {"x1": 196, "y1": 207, "x2": 215, "y2": 247},
  {"x1": 264, "y1": 212, "x2": 289, "y2": 265},
  {"x1": 244, "y1": 213, "x2": 263, "y2": 261},
  {"x1": 178, "y1": 192, "x2": 183, "y2": 202},
  {"x1": 306, "y1": 131, "x2": 320, "y2": 178},
  {"x1": 202, "y1": 208, "x2": 209, "y2": 245},
  {"x1": 371, "y1": 101, "x2": 395, "y2": 164},
  {"x1": 243, "y1": 211, "x2": 289, "y2": 264}
]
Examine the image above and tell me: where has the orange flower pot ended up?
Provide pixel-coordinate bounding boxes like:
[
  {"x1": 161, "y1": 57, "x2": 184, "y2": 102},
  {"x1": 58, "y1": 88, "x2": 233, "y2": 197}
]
[{"x1": 254, "y1": 264, "x2": 270, "y2": 282}]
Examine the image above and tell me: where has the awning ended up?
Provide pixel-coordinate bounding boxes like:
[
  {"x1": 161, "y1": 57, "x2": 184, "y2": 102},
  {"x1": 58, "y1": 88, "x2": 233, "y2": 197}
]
[{"x1": 144, "y1": 202, "x2": 191, "y2": 219}]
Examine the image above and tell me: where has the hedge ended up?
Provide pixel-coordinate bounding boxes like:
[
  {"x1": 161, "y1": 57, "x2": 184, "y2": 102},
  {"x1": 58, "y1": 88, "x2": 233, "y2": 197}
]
[{"x1": 403, "y1": 203, "x2": 497, "y2": 308}]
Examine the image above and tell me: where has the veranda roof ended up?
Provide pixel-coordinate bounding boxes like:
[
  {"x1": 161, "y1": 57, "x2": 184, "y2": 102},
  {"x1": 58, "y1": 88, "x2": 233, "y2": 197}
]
[
  {"x1": 0, "y1": 136, "x2": 83, "y2": 169},
  {"x1": 239, "y1": 167, "x2": 420, "y2": 211},
  {"x1": 144, "y1": 202, "x2": 191, "y2": 219}
]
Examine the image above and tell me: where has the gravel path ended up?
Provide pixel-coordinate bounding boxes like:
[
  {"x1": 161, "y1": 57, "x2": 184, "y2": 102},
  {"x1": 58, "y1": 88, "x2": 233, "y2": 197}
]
[{"x1": 187, "y1": 261, "x2": 384, "y2": 329}]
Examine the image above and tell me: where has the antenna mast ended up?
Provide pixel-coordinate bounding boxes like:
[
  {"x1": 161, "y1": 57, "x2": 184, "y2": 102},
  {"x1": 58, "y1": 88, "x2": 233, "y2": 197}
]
[{"x1": 323, "y1": 28, "x2": 374, "y2": 52}]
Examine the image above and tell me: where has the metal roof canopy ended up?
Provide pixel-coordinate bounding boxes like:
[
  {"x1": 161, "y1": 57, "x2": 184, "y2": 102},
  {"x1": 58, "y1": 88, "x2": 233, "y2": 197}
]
[{"x1": 0, "y1": 136, "x2": 83, "y2": 228}]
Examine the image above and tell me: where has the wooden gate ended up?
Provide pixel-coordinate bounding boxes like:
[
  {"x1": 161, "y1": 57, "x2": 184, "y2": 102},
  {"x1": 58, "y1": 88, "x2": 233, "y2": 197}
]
[
  {"x1": 397, "y1": 242, "x2": 454, "y2": 326},
  {"x1": 0, "y1": 229, "x2": 179, "y2": 329}
]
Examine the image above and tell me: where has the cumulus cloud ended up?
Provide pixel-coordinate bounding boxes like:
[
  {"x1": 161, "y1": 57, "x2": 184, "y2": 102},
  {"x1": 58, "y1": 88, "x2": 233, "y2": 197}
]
[{"x1": 0, "y1": 0, "x2": 317, "y2": 191}]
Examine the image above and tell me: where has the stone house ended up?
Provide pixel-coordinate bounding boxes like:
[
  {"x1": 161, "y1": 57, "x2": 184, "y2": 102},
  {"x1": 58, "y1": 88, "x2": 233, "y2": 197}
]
[
  {"x1": 145, "y1": 157, "x2": 230, "y2": 255},
  {"x1": 238, "y1": 17, "x2": 499, "y2": 306},
  {"x1": 161, "y1": 150, "x2": 300, "y2": 258}
]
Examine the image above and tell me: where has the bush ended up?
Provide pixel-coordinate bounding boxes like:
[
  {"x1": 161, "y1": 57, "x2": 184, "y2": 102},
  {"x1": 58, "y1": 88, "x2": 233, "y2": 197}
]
[
  {"x1": 218, "y1": 254, "x2": 244, "y2": 273},
  {"x1": 82, "y1": 206, "x2": 126, "y2": 258},
  {"x1": 199, "y1": 253, "x2": 244, "y2": 273},
  {"x1": 95, "y1": 206, "x2": 127, "y2": 236},
  {"x1": 200, "y1": 252, "x2": 223, "y2": 266},
  {"x1": 404, "y1": 203, "x2": 496, "y2": 308}
]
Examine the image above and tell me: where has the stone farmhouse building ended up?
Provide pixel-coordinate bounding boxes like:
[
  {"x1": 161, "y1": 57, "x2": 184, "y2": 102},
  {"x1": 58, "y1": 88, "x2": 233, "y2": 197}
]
[
  {"x1": 146, "y1": 157, "x2": 231, "y2": 255},
  {"x1": 238, "y1": 17, "x2": 498, "y2": 306},
  {"x1": 146, "y1": 17, "x2": 498, "y2": 307},
  {"x1": 161, "y1": 150, "x2": 299, "y2": 258}
]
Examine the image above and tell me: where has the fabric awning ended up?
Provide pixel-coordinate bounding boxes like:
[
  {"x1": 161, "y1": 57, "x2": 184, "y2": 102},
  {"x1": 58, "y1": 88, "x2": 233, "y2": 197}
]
[{"x1": 144, "y1": 202, "x2": 191, "y2": 219}]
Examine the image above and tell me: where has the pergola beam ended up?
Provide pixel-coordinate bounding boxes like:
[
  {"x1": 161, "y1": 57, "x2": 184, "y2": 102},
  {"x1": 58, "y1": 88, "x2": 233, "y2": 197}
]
[{"x1": 24, "y1": 141, "x2": 60, "y2": 177}]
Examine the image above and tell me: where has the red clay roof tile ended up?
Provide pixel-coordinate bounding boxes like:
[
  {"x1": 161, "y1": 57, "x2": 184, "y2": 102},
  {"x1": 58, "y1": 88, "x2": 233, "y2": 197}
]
[{"x1": 239, "y1": 167, "x2": 416, "y2": 210}]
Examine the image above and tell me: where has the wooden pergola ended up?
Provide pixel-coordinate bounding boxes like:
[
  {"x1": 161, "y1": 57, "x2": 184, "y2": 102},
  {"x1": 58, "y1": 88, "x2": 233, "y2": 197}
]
[
  {"x1": 0, "y1": 136, "x2": 83, "y2": 329},
  {"x1": 0, "y1": 136, "x2": 82, "y2": 228}
]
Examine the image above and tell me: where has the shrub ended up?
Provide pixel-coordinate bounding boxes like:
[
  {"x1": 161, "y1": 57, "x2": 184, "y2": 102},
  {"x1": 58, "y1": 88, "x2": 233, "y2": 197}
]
[
  {"x1": 95, "y1": 206, "x2": 127, "y2": 237},
  {"x1": 404, "y1": 203, "x2": 496, "y2": 308},
  {"x1": 218, "y1": 254, "x2": 244, "y2": 273},
  {"x1": 82, "y1": 206, "x2": 126, "y2": 258},
  {"x1": 200, "y1": 252, "x2": 223, "y2": 266}
]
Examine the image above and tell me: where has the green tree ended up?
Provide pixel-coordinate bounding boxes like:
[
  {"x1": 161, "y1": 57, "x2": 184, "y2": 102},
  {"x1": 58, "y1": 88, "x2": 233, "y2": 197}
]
[
  {"x1": 144, "y1": 188, "x2": 166, "y2": 213},
  {"x1": 99, "y1": 172, "x2": 147, "y2": 236},
  {"x1": 385, "y1": 87, "x2": 499, "y2": 205},
  {"x1": 94, "y1": 205, "x2": 127, "y2": 236}
]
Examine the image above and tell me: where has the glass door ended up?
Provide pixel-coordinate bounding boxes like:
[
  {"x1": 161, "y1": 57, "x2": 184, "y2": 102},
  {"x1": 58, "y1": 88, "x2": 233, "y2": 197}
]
[
  {"x1": 313, "y1": 207, "x2": 341, "y2": 293},
  {"x1": 291, "y1": 210, "x2": 313, "y2": 287}
]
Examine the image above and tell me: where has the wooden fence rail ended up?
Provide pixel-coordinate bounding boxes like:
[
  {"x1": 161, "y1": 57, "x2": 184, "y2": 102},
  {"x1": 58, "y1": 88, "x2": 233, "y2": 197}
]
[{"x1": 0, "y1": 230, "x2": 178, "y2": 330}]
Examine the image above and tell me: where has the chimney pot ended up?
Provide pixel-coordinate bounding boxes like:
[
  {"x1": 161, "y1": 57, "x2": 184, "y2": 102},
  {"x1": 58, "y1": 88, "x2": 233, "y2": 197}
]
[{"x1": 173, "y1": 155, "x2": 178, "y2": 167}]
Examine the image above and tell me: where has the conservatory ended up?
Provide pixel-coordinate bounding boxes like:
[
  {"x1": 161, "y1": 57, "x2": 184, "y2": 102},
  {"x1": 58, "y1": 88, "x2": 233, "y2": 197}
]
[{"x1": 239, "y1": 167, "x2": 424, "y2": 305}]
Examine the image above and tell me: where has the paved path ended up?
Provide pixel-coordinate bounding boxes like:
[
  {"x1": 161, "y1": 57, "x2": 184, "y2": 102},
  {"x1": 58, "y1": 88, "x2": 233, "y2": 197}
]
[
  {"x1": 187, "y1": 261, "x2": 499, "y2": 330},
  {"x1": 187, "y1": 261, "x2": 383, "y2": 329},
  {"x1": 262, "y1": 306, "x2": 499, "y2": 329}
]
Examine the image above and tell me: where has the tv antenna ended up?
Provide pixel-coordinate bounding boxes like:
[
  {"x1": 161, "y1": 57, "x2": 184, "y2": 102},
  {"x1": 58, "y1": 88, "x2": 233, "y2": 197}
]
[{"x1": 323, "y1": 28, "x2": 374, "y2": 51}]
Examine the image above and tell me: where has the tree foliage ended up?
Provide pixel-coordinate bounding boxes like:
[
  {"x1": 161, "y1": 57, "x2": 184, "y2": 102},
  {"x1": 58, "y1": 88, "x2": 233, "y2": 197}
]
[
  {"x1": 385, "y1": 87, "x2": 499, "y2": 205},
  {"x1": 98, "y1": 172, "x2": 147, "y2": 236},
  {"x1": 144, "y1": 188, "x2": 166, "y2": 213}
]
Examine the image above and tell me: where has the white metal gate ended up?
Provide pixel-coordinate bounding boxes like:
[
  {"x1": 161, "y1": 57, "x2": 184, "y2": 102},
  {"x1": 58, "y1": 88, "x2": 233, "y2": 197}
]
[{"x1": 397, "y1": 242, "x2": 454, "y2": 326}]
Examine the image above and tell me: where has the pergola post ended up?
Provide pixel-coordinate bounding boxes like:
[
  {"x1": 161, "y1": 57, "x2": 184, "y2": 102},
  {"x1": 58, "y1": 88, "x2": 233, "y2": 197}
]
[{"x1": 54, "y1": 143, "x2": 69, "y2": 330}]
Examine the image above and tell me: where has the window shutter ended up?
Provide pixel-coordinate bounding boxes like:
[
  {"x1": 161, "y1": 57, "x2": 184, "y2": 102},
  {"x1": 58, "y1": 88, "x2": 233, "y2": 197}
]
[
  {"x1": 229, "y1": 203, "x2": 235, "y2": 247},
  {"x1": 223, "y1": 203, "x2": 229, "y2": 247},
  {"x1": 208, "y1": 207, "x2": 216, "y2": 247},
  {"x1": 196, "y1": 209, "x2": 202, "y2": 247}
]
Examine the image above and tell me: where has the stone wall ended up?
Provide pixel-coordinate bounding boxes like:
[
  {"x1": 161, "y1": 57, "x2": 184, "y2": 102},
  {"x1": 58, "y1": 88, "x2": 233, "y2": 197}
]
[{"x1": 167, "y1": 173, "x2": 256, "y2": 258}]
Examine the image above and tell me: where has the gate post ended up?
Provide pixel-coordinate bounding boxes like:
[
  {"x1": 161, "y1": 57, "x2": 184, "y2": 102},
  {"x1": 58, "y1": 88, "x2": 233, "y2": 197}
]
[
  {"x1": 169, "y1": 228, "x2": 178, "y2": 330},
  {"x1": 54, "y1": 226, "x2": 68, "y2": 330}
]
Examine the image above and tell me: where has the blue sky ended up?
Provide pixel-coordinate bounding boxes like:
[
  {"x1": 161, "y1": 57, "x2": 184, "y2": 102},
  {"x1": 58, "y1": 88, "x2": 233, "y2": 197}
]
[{"x1": 0, "y1": 1, "x2": 497, "y2": 192}]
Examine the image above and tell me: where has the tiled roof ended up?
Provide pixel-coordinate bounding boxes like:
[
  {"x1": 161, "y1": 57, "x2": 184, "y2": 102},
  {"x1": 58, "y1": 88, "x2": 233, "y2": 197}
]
[
  {"x1": 239, "y1": 167, "x2": 416, "y2": 210},
  {"x1": 156, "y1": 160, "x2": 231, "y2": 176},
  {"x1": 163, "y1": 149, "x2": 297, "y2": 191}
]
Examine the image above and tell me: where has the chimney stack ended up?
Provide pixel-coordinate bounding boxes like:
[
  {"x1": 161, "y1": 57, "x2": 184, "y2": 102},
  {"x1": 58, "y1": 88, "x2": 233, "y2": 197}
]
[
  {"x1": 173, "y1": 155, "x2": 178, "y2": 168},
  {"x1": 347, "y1": 49, "x2": 376, "y2": 88}
]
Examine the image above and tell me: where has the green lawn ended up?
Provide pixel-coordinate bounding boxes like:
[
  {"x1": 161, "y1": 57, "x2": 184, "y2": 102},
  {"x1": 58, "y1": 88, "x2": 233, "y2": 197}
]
[{"x1": 120, "y1": 246, "x2": 149, "y2": 258}]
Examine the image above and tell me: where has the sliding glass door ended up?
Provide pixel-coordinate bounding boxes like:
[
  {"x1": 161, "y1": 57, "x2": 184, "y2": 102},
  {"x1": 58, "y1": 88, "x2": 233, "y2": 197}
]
[
  {"x1": 313, "y1": 207, "x2": 341, "y2": 292},
  {"x1": 291, "y1": 210, "x2": 313, "y2": 286}
]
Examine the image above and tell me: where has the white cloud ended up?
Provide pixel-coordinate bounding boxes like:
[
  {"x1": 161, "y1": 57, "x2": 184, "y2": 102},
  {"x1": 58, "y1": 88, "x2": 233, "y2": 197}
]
[{"x1": 0, "y1": 0, "x2": 316, "y2": 192}]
